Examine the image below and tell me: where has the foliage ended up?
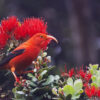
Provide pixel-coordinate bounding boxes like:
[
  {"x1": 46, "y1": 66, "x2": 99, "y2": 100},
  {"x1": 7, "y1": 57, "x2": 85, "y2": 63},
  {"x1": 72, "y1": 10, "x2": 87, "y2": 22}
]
[
  {"x1": 12, "y1": 51, "x2": 60, "y2": 100},
  {"x1": 12, "y1": 49, "x2": 100, "y2": 100}
]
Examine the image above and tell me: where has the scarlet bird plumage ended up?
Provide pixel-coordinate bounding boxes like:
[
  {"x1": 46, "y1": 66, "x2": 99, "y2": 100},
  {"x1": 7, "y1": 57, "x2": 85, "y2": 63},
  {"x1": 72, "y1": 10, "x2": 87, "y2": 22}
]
[{"x1": 0, "y1": 33, "x2": 58, "y2": 81}]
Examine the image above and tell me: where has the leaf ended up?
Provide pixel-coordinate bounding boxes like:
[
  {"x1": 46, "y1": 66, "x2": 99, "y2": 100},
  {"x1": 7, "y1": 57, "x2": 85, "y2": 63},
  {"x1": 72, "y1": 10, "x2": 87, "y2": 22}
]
[
  {"x1": 30, "y1": 88, "x2": 39, "y2": 93},
  {"x1": 15, "y1": 91, "x2": 25, "y2": 99},
  {"x1": 74, "y1": 79, "x2": 83, "y2": 94},
  {"x1": 27, "y1": 73, "x2": 37, "y2": 82},
  {"x1": 67, "y1": 78, "x2": 73, "y2": 86},
  {"x1": 97, "y1": 77, "x2": 100, "y2": 87},
  {"x1": 89, "y1": 64, "x2": 98, "y2": 70},
  {"x1": 63, "y1": 85, "x2": 75, "y2": 97},
  {"x1": 27, "y1": 73, "x2": 34, "y2": 78},
  {"x1": 40, "y1": 70, "x2": 47, "y2": 77},
  {"x1": 42, "y1": 75, "x2": 55, "y2": 85},
  {"x1": 72, "y1": 94, "x2": 80, "y2": 100},
  {"x1": 92, "y1": 75, "x2": 96, "y2": 82},
  {"x1": 16, "y1": 91, "x2": 25, "y2": 95},
  {"x1": 32, "y1": 77, "x2": 37, "y2": 82},
  {"x1": 54, "y1": 75, "x2": 60, "y2": 81},
  {"x1": 91, "y1": 83, "x2": 98, "y2": 88},
  {"x1": 97, "y1": 70, "x2": 100, "y2": 77},
  {"x1": 29, "y1": 81, "x2": 37, "y2": 87}
]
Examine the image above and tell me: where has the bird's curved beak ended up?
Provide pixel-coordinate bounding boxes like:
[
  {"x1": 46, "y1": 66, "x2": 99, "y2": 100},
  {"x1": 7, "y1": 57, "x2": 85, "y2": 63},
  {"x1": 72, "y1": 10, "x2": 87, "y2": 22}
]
[{"x1": 47, "y1": 35, "x2": 58, "y2": 43}]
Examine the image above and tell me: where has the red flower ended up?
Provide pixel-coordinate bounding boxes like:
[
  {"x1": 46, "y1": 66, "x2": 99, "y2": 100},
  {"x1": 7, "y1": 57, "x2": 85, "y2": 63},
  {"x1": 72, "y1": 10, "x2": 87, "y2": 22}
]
[
  {"x1": 78, "y1": 68, "x2": 86, "y2": 78},
  {"x1": 85, "y1": 73, "x2": 92, "y2": 81},
  {"x1": 0, "y1": 16, "x2": 48, "y2": 49},
  {"x1": 1, "y1": 16, "x2": 19, "y2": 33},
  {"x1": 69, "y1": 68, "x2": 74, "y2": 77},
  {"x1": 14, "y1": 18, "x2": 47, "y2": 40},
  {"x1": 0, "y1": 27, "x2": 9, "y2": 49},
  {"x1": 85, "y1": 86, "x2": 98, "y2": 98},
  {"x1": 97, "y1": 88, "x2": 100, "y2": 97},
  {"x1": 61, "y1": 65, "x2": 74, "y2": 77},
  {"x1": 61, "y1": 65, "x2": 68, "y2": 77}
]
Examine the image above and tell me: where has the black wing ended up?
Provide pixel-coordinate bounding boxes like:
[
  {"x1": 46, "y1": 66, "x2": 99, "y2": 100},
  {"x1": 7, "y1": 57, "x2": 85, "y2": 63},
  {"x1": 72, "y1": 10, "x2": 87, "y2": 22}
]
[{"x1": 0, "y1": 49, "x2": 25, "y2": 66}]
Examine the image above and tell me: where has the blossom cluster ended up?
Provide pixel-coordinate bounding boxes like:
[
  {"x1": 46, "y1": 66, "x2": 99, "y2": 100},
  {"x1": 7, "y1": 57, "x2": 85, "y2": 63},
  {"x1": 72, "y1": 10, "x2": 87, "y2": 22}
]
[
  {"x1": 60, "y1": 64, "x2": 100, "y2": 99},
  {"x1": 61, "y1": 65, "x2": 91, "y2": 82},
  {"x1": 85, "y1": 85, "x2": 100, "y2": 98},
  {"x1": 0, "y1": 16, "x2": 47, "y2": 49}
]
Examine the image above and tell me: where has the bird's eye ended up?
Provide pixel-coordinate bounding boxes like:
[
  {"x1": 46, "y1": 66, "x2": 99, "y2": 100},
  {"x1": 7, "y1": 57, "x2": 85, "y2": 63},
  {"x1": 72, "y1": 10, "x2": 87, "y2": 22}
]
[{"x1": 40, "y1": 35, "x2": 43, "y2": 38}]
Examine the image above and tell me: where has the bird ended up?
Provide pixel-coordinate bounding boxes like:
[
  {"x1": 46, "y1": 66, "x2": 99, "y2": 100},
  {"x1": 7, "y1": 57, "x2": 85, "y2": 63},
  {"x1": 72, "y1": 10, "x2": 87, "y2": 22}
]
[{"x1": 0, "y1": 33, "x2": 58, "y2": 81}]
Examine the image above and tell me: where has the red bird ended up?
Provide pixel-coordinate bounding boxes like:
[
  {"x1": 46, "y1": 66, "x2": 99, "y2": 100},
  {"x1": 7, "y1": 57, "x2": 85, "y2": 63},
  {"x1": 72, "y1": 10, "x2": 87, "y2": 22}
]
[{"x1": 0, "y1": 33, "x2": 58, "y2": 81}]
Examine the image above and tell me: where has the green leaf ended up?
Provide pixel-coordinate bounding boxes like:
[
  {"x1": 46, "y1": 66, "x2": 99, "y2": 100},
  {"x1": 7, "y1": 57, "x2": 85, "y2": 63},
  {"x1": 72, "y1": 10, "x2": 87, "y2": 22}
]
[
  {"x1": 89, "y1": 69, "x2": 94, "y2": 75},
  {"x1": 40, "y1": 70, "x2": 47, "y2": 77},
  {"x1": 97, "y1": 70, "x2": 100, "y2": 77},
  {"x1": 92, "y1": 76, "x2": 96, "y2": 82},
  {"x1": 54, "y1": 75, "x2": 60, "y2": 81},
  {"x1": 63, "y1": 85, "x2": 75, "y2": 97},
  {"x1": 27, "y1": 73, "x2": 34, "y2": 78},
  {"x1": 32, "y1": 77, "x2": 37, "y2": 82},
  {"x1": 74, "y1": 79, "x2": 83, "y2": 94},
  {"x1": 89, "y1": 64, "x2": 98, "y2": 70},
  {"x1": 67, "y1": 78, "x2": 73, "y2": 86},
  {"x1": 15, "y1": 91, "x2": 25, "y2": 99},
  {"x1": 72, "y1": 94, "x2": 80, "y2": 100},
  {"x1": 42, "y1": 75, "x2": 55, "y2": 85},
  {"x1": 91, "y1": 83, "x2": 98, "y2": 87},
  {"x1": 16, "y1": 91, "x2": 25, "y2": 95},
  {"x1": 97, "y1": 77, "x2": 100, "y2": 87},
  {"x1": 27, "y1": 73, "x2": 37, "y2": 82},
  {"x1": 29, "y1": 81, "x2": 37, "y2": 87}
]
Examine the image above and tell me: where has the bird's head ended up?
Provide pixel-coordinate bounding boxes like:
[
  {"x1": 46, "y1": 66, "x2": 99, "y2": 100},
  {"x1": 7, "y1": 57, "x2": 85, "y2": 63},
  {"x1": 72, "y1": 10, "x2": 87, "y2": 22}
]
[{"x1": 30, "y1": 33, "x2": 58, "y2": 50}]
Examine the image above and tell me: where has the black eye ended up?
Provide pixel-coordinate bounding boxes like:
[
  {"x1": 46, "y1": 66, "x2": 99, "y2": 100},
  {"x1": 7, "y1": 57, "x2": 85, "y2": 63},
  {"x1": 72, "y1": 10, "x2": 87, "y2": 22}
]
[{"x1": 40, "y1": 35, "x2": 43, "y2": 38}]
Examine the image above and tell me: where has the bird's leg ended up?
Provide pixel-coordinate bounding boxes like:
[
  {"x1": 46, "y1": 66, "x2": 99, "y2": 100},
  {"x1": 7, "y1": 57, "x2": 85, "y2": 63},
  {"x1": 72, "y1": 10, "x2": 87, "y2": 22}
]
[{"x1": 11, "y1": 67, "x2": 19, "y2": 82}]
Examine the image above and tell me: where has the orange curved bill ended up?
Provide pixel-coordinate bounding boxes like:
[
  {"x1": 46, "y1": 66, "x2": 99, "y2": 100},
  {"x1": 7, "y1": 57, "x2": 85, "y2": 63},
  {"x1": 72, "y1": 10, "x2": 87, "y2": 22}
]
[{"x1": 47, "y1": 35, "x2": 58, "y2": 43}]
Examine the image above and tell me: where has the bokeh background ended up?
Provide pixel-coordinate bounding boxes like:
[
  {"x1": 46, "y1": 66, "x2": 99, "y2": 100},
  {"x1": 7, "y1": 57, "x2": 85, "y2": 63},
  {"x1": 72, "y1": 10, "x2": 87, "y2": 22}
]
[
  {"x1": 0, "y1": 0, "x2": 100, "y2": 98},
  {"x1": 0, "y1": 0, "x2": 100, "y2": 66}
]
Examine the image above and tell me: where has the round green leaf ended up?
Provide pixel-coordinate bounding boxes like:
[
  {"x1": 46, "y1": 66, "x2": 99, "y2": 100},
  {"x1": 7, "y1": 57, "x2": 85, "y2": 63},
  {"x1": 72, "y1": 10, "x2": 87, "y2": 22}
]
[
  {"x1": 67, "y1": 78, "x2": 73, "y2": 86},
  {"x1": 63, "y1": 85, "x2": 75, "y2": 97},
  {"x1": 74, "y1": 79, "x2": 83, "y2": 93}
]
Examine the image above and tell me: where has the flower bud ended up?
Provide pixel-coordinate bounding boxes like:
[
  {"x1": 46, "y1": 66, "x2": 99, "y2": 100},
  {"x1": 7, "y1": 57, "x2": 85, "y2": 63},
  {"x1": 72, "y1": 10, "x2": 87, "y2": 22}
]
[
  {"x1": 52, "y1": 87, "x2": 58, "y2": 96},
  {"x1": 37, "y1": 56, "x2": 42, "y2": 61},
  {"x1": 46, "y1": 56, "x2": 51, "y2": 62},
  {"x1": 42, "y1": 52, "x2": 47, "y2": 57},
  {"x1": 34, "y1": 68, "x2": 37, "y2": 72}
]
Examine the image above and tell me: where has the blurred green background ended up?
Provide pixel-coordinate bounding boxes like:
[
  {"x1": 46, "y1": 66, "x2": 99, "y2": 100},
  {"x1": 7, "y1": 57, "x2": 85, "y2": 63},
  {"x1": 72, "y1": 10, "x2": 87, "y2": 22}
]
[{"x1": 0, "y1": 0, "x2": 100, "y2": 98}]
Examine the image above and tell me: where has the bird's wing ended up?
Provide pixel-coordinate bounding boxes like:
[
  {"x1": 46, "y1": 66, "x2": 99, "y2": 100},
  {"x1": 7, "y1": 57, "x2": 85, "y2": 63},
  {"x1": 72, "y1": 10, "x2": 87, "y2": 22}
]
[{"x1": 0, "y1": 49, "x2": 25, "y2": 66}]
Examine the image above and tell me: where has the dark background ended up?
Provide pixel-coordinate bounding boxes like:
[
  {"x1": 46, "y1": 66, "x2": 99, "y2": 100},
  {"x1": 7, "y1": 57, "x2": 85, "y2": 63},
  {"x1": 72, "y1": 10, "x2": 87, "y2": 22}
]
[
  {"x1": 0, "y1": 0, "x2": 100, "y2": 67},
  {"x1": 0, "y1": 0, "x2": 100, "y2": 87}
]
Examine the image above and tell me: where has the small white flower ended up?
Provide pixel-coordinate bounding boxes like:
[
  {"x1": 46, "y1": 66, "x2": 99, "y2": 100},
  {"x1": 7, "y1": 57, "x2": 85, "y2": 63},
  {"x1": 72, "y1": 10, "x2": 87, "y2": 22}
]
[
  {"x1": 10, "y1": 43, "x2": 14, "y2": 48},
  {"x1": 37, "y1": 56, "x2": 42, "y2": 61},
  {"x1": 32, "y1": 61, "x2": 35, "y2": 64},
  {"x1": 46, "y1": 56, "x2": 51, "y2": 62},
  {"x1": 42, "y1": 52, "x2": 47, "y2": 57},
  {"x1": 34, "y1": 68, "x2": 37, "y2": 72}
]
